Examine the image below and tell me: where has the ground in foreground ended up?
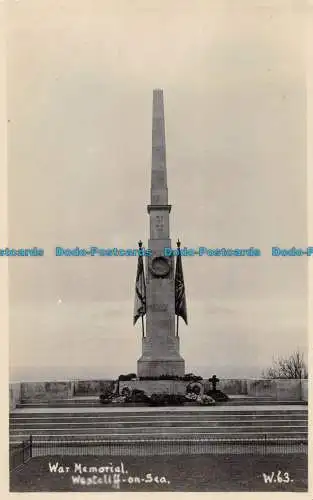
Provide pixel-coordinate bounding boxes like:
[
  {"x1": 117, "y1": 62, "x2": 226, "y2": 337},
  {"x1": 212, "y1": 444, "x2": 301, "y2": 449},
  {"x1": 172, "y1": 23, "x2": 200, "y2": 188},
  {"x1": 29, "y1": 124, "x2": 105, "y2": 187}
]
[{"x1": 10, "y1": 454, "x2": 307, "y2": 492}]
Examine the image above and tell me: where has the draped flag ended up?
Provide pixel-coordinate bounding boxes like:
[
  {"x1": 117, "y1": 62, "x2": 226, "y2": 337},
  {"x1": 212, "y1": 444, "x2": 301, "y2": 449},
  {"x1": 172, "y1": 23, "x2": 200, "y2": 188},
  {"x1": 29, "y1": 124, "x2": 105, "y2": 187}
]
[
  {"x1": 133, "y1": 241, "x2": 146, "y2": 326},
  {"x1": 175, "y1": 240, "x2": 188, "y2": 325}
]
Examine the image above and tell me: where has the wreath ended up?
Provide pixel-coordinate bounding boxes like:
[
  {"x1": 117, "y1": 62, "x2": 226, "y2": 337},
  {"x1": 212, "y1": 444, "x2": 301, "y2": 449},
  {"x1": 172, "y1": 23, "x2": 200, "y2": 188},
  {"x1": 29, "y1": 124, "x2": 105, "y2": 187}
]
[
  {"x1": 186, "y1": 382, "x2": 202, "y2": 395},
  {"x1": 121, "y1": 386, "x2": 131, "y2": 398}
]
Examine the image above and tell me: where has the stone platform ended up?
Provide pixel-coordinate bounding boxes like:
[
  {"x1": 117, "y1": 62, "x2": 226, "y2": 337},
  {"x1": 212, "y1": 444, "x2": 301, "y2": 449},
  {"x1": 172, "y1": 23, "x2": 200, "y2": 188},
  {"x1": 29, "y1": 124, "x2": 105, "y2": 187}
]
[
  {"x1": 10, "y1": 379, "x2": 308, "y2": 410},
  {"x1": 14, "y1": 395, "x2": 308, "y2": 408}
]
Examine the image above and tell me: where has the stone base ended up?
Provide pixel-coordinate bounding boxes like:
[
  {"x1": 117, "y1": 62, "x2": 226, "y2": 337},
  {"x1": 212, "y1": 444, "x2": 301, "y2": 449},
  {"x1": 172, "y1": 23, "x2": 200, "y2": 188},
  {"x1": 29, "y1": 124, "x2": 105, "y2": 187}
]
[
  {"x1": 119, "y1": 379, "x2": 187, "y2": 397},
  {"x1": 137, "y1": 358, "x2": 185, "y2": 378}
]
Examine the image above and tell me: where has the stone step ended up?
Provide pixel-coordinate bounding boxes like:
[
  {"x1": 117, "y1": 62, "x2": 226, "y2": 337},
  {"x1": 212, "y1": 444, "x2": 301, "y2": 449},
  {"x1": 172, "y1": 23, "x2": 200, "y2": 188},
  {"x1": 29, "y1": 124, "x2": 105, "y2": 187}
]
[
  {"x1": 10, "y1": 408, "x2": 308, "y2": 418},
  {"x1": 10, "y1": 415, "x2": 307, "y2": 424},
  {"x1": 223, "y1": 400, "x2": 305, "y2": 406},
  {"x1": 15, "y1": 399, "x2": 306, "y2": 408},
  {"x1": 10, "y1": 424, "x2": 308, "y2": 435},
  {"x1": 9, "y1": 412, "x2": 307, "y2": 422},
  {"x1": 9, "y1": 419, "x2": 307, "y2": 430},
  {"x1": 16, "y1": 402, "x2": 103, "y2": 408},
  {"x1": 10, "y1": 416, "x2": 307, "y2": 426},
  {"x1": 9, "y1": 423, "x2": 307, "y2": 434},
  {"x1": 10, "y1": 408, "x2": 307, "y2": 444},
  {"x1": 17, "y1": 396, "x2": 298, "y2": 402}
]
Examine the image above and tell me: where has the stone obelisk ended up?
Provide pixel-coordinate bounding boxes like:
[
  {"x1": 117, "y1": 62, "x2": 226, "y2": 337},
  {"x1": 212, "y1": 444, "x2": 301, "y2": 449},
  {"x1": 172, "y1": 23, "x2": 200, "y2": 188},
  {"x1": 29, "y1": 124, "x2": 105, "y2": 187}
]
[{"x1": 137, "y1": 89, "x2": 185, "y2": 377}]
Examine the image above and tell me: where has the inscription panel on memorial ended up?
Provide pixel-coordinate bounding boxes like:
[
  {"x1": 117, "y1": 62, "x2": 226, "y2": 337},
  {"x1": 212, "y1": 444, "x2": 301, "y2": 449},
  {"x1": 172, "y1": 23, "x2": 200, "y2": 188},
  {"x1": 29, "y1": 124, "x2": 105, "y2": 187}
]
[
  {"x1": 155, "y1": 215, "x2": 164, "y2": 231},
  {"x1": 150, "y1": 213, "x2": 169, "y2": 239}
]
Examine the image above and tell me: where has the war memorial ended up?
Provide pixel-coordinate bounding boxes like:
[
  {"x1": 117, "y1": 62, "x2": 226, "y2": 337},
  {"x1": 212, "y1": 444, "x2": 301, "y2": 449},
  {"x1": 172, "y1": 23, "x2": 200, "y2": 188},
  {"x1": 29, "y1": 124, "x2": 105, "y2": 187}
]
[{"x1": 9, "y1": 90, "x2": 308, "y2": 492}]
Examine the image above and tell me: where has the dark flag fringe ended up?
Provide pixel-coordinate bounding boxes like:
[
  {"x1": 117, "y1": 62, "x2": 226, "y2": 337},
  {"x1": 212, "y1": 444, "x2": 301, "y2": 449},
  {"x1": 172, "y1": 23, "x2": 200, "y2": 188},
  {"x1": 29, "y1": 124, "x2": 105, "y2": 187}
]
[{"x1": 175, "y1": 243, "x2": 188, "y2": 325}]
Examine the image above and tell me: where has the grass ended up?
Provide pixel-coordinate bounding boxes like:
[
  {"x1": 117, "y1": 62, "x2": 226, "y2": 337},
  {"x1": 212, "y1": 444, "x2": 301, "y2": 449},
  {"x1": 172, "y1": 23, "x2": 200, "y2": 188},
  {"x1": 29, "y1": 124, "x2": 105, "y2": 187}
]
[{"x1": 10, "y1": 453, "x2": 307, "y2": 492}]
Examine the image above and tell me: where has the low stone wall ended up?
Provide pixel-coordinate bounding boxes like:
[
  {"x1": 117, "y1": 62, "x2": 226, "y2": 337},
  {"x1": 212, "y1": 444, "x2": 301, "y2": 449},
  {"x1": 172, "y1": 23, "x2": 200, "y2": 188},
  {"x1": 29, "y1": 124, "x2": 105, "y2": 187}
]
[
  {"x1": 203, "y1": 379, "x2": 248, "y2": 395},
  {"x1": 301, "y1": 379, "x2": 308, "y2": 402},
  {"x1": 246, "y1": 379, "x2": 302, "y2": 400},
  {"x1": 20, "y1": 381, "x2": 75, "y2": 402},
  {"x1": 10, "y1": 378, "x2": 308, "y2": 403},
  {"x1": 9, "y1": 383, "x2": 21, "y2": 410},
  {"x1": 275, "y1": 379, "x2": 302, "y2": 401},
  {"x1": 247, "y1": 379, "x2": 277, "y2": 399},
  {"x1": 118, "y1": 379, "x2": 307, "y2": 401},
  {"x1": 74, "y1": 380, "x2": 115, "y2": 396},
  {"x1": 203, "y1": 378, "x2": 305, "y2": 401}
]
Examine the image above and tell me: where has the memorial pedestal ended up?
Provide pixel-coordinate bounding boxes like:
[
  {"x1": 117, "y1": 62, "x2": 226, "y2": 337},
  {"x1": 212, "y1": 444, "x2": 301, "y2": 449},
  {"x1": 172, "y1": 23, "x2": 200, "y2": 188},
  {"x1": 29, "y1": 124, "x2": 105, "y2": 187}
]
[
  {"x1": 119, "y1": 379, "x2": 187, "y2": 397},
  {"x1": 137, "y1": 357, "x2": 185, "y2": 378}
]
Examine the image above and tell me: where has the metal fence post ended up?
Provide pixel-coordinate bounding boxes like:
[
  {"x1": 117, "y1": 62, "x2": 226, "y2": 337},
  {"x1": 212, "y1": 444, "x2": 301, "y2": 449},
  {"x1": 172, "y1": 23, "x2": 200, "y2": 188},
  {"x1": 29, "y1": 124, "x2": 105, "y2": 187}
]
[{"x1": 29, "y1": 435, "x2": 33, "y2": 458}]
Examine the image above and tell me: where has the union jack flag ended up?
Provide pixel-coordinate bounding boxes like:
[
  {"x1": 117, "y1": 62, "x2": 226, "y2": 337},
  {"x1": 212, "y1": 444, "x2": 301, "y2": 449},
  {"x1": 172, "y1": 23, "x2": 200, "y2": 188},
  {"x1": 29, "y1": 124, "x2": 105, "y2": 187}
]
[
  {"x1": 175, "y1": 247, "x2": 188, "y2": 324},
  {"x1": 133, "y1": 252, "x2": 146, "y2": 325}
]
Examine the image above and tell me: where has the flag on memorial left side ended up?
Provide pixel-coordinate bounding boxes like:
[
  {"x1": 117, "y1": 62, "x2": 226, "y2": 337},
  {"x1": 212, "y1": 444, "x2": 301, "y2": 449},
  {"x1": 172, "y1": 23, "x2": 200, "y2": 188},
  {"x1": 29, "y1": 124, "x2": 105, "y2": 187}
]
[{"x1": 133, "y1": 241, "x2": 146, "y2": 326}]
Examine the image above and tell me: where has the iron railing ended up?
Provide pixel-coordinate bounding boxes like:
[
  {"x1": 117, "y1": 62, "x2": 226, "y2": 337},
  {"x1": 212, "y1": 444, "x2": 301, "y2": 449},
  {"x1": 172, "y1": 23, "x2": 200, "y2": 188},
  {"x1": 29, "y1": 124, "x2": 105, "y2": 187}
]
[
  {"x1": 9, "y1": 436, "x2": 32, "y2": 470},
  {"x1": 11, "y1": 435, "x2": 307, "y2": 458}
]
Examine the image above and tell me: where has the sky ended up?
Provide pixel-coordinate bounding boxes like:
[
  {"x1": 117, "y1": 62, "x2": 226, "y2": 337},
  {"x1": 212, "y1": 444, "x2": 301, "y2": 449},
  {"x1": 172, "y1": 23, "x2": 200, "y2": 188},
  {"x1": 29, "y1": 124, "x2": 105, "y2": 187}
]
[{"x1": 7, "y1": 0, "x2": 307, "y2": 381}]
